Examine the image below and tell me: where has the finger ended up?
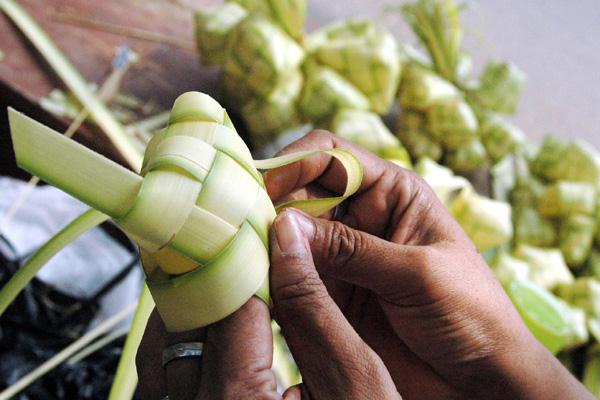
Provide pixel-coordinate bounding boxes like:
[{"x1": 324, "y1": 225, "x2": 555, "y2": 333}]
[
  {"x1": 164, "y1": 327, "x2": 207, "y2": 400},
  {"x1": 136, "y1": 309, "x2": 168, "y2": 400},
  {"x1": 279, "y1": 208, "x2": 444, "y2": 301},
  {"x1": 270, "y1": 210, "x2": 401, "y2": 399},
  {"x1": 264, "y1": 130, "x2": 452, "y2": 240},
  {"x1": 197, "y1": 297, "x2": 279, "y2": 400},
  {"x1": 282, "y1": 384, "x2": 306, "y2": 400},
  {"x1": 264, "y1": 130, "x2": 389, "y2": 202}
]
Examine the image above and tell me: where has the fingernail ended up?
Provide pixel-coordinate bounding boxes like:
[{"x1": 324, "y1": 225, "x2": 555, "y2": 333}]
[
  {"x1": 275, "y1": 211, "x2": 308, "y2": 255},
  {"x1": 284, "y1": 392, "x2": 299, "y2": 400}
]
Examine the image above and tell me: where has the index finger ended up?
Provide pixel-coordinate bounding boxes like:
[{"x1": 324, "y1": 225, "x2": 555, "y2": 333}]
[{"x1": 264, "y1": 130, "x2": 390, "y2": 203}]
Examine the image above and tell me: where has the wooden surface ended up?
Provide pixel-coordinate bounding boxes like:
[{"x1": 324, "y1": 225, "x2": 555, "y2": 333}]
[
  {"x1": 1, "y1": 0, "x2": 599, "y2": 177},
  {"x1": 0, "y1": 0, "x2": 221, "y2": 175}
]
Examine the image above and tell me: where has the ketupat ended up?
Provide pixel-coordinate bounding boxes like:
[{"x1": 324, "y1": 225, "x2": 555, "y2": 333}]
[
  {"x1": 414, "y1": 157, "x2": 470, "y2": 206},
  {"x1": 538, "y1": 181, "x2": 597, "y2": 218},
  {"x1": 306, "y1": 19, "x2": 401, "y2": 114},
  {"x1": 504, "y1": 278, "x2": 587, "y2": 354},
  {"x1": 557, "y1": 278, "x2": 600, "y2": 341},
  {"x1": 299, "y1": 63, "x2": 369, "y2": 122},
  {"x1": 444, "y1": 139, "x2": 488, "y2": 173},
  {"x1": 490, "y1": 155, "x2": 515, "y2": 202},
  {"x1": 467, "y1": 61, "x2": 526, "y2": 115},
  {"x1": 231, "y1": 0, "x2": 306, "y2": 40},
  {"x1": 5, "y1": 91, "x2": 363, "y2": 332},
  {"x1": 194, "y1": 3, "x2": 248, "y2": 66},
  {"x1": 479, "y1": 115, "x2": 525, "y2": 162},
  {"x1": 331, "y1": 108, "x2": 411, "y2": 168},
  {"x1": 513, "y1": 207, "x2": 557, "y2": 247},
  {"x1": 510, "y1": 171, "x2": 547, "y2": 209},
  {"x1": 395, "y1": 0, "x2": 530, "y2": 174},
  {"x1": 426, "y1": 98, "x2": 478, "y2": 148},
  {"x1": 490, "y1": 251, "x2": 530, "y2": 286},
  {"x1": 195, "y1": 1, "x2": 404, "y2": 152},
  {"x1": 559, "y1": 214, "x2": 597, "y2": 269},
  {"x1": 396, "y1": 111, "x2": 443, "y2": 161},
  {"x1": 513, "y1": 245, "x2": 573, "y2": 291},
  {"x1": 590, "y1": 251, "x2": 600, "y2": 280},
  {"x1": 241, "y1": 69, "x2": 303, "y2": 147},
  {"x1": 583, "y1": 344, "x2": 600, "y2": 398},
  {"x1": 224, "y1": 16, "x2": 305, "y2": 99},
  {"x1": 510, "y1": 173, "x2": 559, "y2": 247},
  {"x1": 400, "y1": 0, "x2": 463, "y2": 83},
  {"x1": 531, "y1": 137, "x2": 600, "y2": 184},
  {"x1": 557, "y1": 301, "x2": 589, "y2": 350},
  {"x1": 449, "y1": 187, "x2": 512, "y2": 251},
  {"x1": 398, "y1": 64, "x2": 460, "y2": 111}
]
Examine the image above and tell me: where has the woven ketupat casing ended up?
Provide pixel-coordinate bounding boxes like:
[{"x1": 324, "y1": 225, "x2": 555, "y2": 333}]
[
  {"x1": 426, "y1": 99, "x2": 478, "y2": 148},
  {"x1": 331, "y1": 108, "x2": 411, "y2": 168},
  {"x1": 231, "y1": 0, "x2": 306, "y2": 40},
  {"x1": 224, "y1": 16, "x2": 305, "y2": 99},
  {"x1": 307, "y1": 20, "x2": 401, "y2": 114},
  {"x1": 121, "y1": 92, "x2": 276, "y2": 332},
  {"x1": 6, "y1": 90, "x2": 363, "y2": 334},
  {"x1": 299, "y1": 64, "x2": 369, "y2": 122},
  {"x1": 241, "y1": 69, "x2": 304, "y2": 147},
  {"x1": 194, "y1": 2, "x2": 248, "y2": 66}
]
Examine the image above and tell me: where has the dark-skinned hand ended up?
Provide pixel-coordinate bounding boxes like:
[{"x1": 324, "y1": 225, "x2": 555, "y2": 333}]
[{"x1": 137, "y1": 130, "x2": 593, "y2": 400}]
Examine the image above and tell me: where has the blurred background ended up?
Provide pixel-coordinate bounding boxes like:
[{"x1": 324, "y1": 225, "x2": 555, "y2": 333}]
[
  {"x1": 1, "y1": 0, "x2": 599, "y2": 172},
  {"x1": 312, "y1": 0, "x2": 600, "y2": 147}
]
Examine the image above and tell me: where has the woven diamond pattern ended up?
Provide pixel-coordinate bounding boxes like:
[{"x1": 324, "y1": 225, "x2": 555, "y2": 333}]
[{"x1": 126, "y1": 92, "x2": 275, "y2": 331}]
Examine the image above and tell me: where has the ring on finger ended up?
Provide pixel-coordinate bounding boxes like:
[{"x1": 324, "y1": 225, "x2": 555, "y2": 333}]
[{"x1": 162, "y1": 342, "x2": 204, "y2": 369}]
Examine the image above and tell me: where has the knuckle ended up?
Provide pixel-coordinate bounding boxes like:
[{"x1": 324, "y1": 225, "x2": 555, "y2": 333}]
[
  {"x1": 416, "y1": 246, "x2": 441, "y2": 268},
  {"x1": 390, "y1": 167, "x2": 424, "y2": 195},
  {"x1": 339, "y1": 348, "x2": 395, "y2": 399},
  {"x1": 323, "y1": 221, "x2": 365, "y2": 267},
  {"x1": 307, "y1": 129, "x2": 333, "y2": 142},
  {"x1": 222, "y1": 370, "x2": 278, "y2": 400},
  {"x1": 272, "y1": 265, "x2": 327, "y2": 307}
]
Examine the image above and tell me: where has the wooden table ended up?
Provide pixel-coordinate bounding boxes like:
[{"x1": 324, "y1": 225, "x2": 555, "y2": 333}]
[{"x1": 0, "y1": 0, "x2": 222, "y2": 176}]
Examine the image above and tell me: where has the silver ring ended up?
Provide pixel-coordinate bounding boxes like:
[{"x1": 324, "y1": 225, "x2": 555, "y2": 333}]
[{"x1": 162, "y1": 342, "x2": 204, "y2": 368}]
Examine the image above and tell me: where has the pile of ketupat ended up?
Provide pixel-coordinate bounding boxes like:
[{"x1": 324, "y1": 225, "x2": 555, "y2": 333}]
[{"x1": 194, "y1": 0, "x2": 600, "y2": 393}]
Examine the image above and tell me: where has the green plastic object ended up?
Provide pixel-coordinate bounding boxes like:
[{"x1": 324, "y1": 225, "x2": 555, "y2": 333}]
[{"x1": 506, "y1": 279, "x2": 571, "y2": 355}]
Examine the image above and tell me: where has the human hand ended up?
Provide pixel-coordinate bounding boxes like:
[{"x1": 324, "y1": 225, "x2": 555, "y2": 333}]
[
  {"x1": 265, "y1": 130, "x2": 593, "y2": 400},
  {"x1": 136, "y1": 298, "x2": 279, "y2": 400},
  {"x1": 136, "y1": 293, "x2": 399, "y2": 399}
]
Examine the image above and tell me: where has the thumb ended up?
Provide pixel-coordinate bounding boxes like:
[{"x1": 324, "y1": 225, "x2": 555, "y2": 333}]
[
  {"x1": 270, "y1": 210, "x2": 400, "y2": 400},
  {"x1": 285, "y1": 209, "x2": 433, "y2": 300}
]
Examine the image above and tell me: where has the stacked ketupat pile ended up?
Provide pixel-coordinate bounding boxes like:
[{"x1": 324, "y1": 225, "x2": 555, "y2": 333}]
[
  {"x1": 194, "y1": 0, "x2": 410, "y2": 167},
  {"x1": 195, "y1": 0, "x2": 600, "y2": 393},
  {"x1": 396, "y1": 0, "x2": 525, "y2": 173}
]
